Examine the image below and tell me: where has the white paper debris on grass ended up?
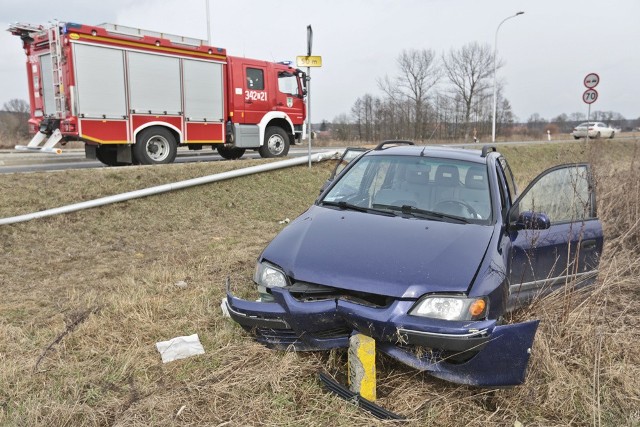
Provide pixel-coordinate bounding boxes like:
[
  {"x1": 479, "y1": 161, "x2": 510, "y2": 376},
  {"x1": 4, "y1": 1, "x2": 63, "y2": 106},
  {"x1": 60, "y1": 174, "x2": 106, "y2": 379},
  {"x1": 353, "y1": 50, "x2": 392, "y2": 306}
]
[{"x1": 156, "y1": 333, "x2": 205, "y2": 363}]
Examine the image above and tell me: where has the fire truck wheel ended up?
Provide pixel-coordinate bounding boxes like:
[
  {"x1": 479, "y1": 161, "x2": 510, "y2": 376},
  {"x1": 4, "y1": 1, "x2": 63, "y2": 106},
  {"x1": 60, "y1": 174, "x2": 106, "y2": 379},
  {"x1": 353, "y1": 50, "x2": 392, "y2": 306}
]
[
  {"x1": 134, "y1": 127, "x2": 178, "y2": 165},
  {"x1": 217, "y1": 146, "x2": 246, "y2": 160},
  {"x1": 96, "y1": 146, "x2": 127, "y2": 167},
  {"x1": 259, "y1": 126, "x2": 290, "y2": 158}
]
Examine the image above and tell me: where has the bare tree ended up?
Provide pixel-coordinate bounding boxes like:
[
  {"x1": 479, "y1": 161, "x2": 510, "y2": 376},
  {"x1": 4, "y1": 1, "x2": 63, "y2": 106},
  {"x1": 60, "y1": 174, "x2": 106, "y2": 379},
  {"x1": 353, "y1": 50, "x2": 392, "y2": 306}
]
[
  {"x1": 351, "y1": 94, "x2": 377, "y2": 141},
  {"x1": 551, "y1": 113, "x2": 570, "y2": 133},
  {"x1": 2, "y1": 99, "x2": 30, "y2": 113},
  {"x1": 332, "y1": 113, "x2": 353, "y2": 141},
  {"x1": 497, "y1": 99, "x2": 515, "y2": 136},
  {"x1": 378, "y1": 49, "x2": 440, "y2": 140},
  {"x1": 0, "y1": 99, "x2": 30, "y2": 147},
  {"x1": 569, "y1": 112, "x2": 586, "y2": 122},
  {"x1": 442, "y1": 42, "x2": 495, "y2": 140}
]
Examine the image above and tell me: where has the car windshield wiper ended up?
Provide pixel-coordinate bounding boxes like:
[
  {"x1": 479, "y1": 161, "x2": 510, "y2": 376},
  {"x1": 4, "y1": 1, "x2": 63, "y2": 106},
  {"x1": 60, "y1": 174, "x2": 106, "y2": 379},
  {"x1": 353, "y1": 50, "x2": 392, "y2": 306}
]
[
  {"x1": 320, "y1": 200, "x2": 396, "y2": 216},
  {"x1": 372, "y1": 203, "x2": 469, "y2": 224}
]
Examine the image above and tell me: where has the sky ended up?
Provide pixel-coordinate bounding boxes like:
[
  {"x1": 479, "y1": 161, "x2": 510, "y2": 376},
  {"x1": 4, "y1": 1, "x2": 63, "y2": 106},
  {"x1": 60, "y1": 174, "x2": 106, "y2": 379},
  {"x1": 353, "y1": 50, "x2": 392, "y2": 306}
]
[{"x1": 1, "y1": 0, "x2": 638, "y2": 123}]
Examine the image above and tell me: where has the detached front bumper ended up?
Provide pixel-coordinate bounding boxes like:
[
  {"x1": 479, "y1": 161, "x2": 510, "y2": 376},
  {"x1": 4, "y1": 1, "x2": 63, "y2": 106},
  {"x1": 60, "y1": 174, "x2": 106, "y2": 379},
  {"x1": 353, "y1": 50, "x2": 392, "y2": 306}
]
[{"x1": 224, "y1": 280, "x2": 539, "y2": 387}]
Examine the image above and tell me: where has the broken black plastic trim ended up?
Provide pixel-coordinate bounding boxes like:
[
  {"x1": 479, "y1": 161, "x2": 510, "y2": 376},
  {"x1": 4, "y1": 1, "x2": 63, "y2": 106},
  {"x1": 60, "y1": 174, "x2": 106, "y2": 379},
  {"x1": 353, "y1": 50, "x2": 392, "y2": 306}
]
[{"x1": 318, "y1": 371, "x2": 405, "y2": 421}]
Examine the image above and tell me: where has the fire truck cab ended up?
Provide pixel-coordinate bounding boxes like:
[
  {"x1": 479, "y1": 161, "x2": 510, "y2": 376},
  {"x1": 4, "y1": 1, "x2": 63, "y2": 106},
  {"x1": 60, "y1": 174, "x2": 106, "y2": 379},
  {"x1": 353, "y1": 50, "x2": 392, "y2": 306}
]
[{"x1": 8, "y1": 22, "x2": 307, "y2": 165}]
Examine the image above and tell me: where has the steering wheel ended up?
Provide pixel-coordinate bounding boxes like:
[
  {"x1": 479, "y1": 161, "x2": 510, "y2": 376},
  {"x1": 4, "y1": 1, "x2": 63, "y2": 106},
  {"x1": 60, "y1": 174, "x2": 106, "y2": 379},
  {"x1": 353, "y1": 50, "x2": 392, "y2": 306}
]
[{"x1": 433, "y1": 199, "x2": 479, "y2": 218}]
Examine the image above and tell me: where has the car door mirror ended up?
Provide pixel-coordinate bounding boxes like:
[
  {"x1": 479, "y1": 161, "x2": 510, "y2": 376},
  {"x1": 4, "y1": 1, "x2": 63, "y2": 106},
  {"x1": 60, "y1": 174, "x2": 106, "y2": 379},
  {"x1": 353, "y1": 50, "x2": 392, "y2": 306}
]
[{"x1": 514, "y1": 211, "x2": 551, "y2": 230}]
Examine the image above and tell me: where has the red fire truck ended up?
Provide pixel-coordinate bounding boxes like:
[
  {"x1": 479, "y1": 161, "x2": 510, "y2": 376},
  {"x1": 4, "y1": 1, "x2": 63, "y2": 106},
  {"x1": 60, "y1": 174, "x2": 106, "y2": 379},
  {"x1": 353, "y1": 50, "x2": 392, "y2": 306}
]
[{"x1": 9, "y1": 22, "x2": 307, "y2": 165}]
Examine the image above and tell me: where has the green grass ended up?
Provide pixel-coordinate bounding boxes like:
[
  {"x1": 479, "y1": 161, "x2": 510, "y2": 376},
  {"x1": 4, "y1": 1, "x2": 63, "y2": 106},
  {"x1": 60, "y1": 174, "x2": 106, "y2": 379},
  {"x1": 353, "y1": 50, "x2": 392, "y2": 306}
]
[{"x1": 0, "y1": 140, "x2": 639, "y2": 426}]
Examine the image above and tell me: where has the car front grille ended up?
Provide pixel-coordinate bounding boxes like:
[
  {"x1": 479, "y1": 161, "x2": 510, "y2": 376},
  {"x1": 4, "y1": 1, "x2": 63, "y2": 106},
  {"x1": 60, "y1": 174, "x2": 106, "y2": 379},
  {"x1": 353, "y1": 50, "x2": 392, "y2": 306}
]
[{"x1": 290, "y1": 280, "x2": 392, "y2": 308}]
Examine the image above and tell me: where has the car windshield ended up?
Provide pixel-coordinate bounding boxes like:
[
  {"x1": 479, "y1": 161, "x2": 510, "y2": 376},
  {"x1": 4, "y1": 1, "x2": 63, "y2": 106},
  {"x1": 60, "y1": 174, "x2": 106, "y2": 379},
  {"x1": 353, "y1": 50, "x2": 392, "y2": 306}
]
[{"x1": 321, "y1": 154, "x2": 492, "y2": 223}]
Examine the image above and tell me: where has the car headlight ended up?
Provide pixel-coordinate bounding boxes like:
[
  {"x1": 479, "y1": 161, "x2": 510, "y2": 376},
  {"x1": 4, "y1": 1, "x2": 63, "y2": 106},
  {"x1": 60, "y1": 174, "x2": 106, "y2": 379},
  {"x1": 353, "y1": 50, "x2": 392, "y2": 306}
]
[
  {"x1": 409, "y1": 295, "x2": 488, "y2": 321},
  {"x1": 254, "y1": 261, "x2": 289, "y2": 289}
]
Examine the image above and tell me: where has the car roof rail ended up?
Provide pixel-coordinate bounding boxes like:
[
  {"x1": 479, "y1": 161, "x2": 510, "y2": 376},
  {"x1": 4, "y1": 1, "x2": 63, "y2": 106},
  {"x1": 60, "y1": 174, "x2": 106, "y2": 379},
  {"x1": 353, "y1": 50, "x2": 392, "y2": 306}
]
[
  {"x1": 374, "y1": 140, "x2": 415, "y2": 150},
  {"x1": 481, "y1": 145, "x2": 497, "y2": 157}
]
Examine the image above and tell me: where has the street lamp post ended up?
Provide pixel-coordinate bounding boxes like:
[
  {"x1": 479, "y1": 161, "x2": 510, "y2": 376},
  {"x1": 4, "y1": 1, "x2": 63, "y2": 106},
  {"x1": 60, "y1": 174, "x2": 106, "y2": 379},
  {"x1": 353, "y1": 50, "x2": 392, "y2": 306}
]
[
  {"x1": 491, "y1": 11, "x2": 524, "y2": 143},
  {"x1": 205, "y1": 0, "x2": 212, "y2": 45}
]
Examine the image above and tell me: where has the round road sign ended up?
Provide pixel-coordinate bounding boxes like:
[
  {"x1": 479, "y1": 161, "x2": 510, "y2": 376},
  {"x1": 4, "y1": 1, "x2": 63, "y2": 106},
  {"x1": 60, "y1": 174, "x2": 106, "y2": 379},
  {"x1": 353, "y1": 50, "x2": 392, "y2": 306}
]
[
  {"x1": 583, "y1": 88, "x2": 598, "y2": 104},
  {"x1": 584, "y1": 73, "x2": 600, "y2": 89}
]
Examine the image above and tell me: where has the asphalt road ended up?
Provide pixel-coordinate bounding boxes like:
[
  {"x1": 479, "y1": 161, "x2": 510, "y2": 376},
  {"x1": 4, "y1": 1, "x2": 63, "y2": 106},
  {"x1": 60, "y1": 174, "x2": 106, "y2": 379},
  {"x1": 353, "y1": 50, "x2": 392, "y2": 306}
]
[
  {"x1": 0, "y1": 137, "x2": 632, "y2": 174},
  {"x1": 0, "y1": 146, "x2": 330, "y2": 174}
]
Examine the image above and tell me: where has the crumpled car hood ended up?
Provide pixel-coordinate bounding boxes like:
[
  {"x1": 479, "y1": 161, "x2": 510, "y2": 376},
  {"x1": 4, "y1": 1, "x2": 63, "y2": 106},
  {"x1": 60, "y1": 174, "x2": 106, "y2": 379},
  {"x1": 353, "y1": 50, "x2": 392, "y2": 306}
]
[{"x1": 261, "y1": 205, "x2": 494, "y2": 298}]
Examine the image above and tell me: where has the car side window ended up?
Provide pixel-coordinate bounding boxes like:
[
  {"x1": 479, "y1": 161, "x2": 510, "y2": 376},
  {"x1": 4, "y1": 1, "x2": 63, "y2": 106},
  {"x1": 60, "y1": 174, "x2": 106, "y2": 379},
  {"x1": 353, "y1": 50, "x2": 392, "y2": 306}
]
[
  {"x1": 498, "y1": 157, "x2": 517, "y2": 203},
  {"x1": 495, "y1": 165, "x2": 508, "y2": 213},
  {"x1": 246, "y1": 68, "x2": 264, "y2": 90},
  {"x1": 517, "y1": 165, "x2": 595, "y2": 223}
]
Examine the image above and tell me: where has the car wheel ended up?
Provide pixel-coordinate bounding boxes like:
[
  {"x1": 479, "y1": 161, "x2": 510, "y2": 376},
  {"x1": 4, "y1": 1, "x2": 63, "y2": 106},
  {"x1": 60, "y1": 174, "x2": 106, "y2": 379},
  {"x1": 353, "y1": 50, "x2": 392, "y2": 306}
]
[
  {"x1": 259, "y1": 126, "x2": 290, "y2": 158},
  {"x1": 134, "y1": 127, "x2": 177, "y2": 165},
  {"x1": 573, "y1": 136, "x2": 580, "y2": 140},
  {"x1": 594, "y1": 131, "x2": 601, "y2": 139},
  {"x1": 217, "y1": 145, "x2": 246, "y2": 160},
  {"x1": 609, "y1": 132, "x2": 615, "y2": 139}
]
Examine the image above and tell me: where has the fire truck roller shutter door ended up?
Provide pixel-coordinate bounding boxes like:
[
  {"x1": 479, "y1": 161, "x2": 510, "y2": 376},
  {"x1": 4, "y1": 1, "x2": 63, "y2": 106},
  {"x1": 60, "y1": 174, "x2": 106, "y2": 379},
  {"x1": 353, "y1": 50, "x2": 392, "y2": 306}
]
[
  {"x1": 259, "y1": 126, "x2": 290, "y2": 158},
  {"x1": 73, "y1": 44, "x2": 127, "y2": 118}
]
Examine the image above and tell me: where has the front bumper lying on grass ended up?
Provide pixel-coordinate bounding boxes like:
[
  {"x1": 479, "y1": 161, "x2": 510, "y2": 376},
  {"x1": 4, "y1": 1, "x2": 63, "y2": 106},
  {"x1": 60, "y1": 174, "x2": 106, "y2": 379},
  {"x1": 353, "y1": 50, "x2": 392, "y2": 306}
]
[{"x1": 224, "y1": 281, "x2": 539, "y2": 387}]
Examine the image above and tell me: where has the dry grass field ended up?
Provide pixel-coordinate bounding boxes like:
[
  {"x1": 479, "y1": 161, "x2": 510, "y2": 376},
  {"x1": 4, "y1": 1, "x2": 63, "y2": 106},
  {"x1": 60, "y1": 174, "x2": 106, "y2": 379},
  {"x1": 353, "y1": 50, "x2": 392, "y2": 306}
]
[{"x1": 0, "y1": 139, "x2": 639, "y2": 426}]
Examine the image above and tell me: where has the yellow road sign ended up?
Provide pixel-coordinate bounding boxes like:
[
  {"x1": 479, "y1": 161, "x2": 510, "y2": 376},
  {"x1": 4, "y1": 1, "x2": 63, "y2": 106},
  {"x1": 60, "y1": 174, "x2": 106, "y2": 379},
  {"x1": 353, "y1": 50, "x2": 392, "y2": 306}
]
[{"x1": 296, "y1": 55, "x2": 322, "y2": 67}]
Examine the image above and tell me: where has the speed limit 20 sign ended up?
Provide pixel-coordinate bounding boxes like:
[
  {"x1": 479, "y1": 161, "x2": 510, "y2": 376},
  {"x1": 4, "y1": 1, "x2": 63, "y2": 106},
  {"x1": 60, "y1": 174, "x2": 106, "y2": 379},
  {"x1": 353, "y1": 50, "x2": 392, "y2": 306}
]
[{"x1": 582, "y1": 72, "x2": 600, "y2": 104}]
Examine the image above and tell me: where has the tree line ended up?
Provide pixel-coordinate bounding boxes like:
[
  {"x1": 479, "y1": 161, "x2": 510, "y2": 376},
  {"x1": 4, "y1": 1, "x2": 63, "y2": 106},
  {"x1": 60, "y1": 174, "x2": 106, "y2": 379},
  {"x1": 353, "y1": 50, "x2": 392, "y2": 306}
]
[
  {"x1": 0, "y1": 99, "x2": 30, "y2": 148},
  {"x1": 324, "y1": 43, "x2": 638, "y2": 142}
]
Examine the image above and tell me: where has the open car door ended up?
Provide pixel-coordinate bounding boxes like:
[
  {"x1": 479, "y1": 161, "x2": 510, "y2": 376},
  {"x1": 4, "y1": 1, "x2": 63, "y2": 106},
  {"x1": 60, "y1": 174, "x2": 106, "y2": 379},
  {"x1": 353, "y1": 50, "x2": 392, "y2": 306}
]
[
  {"x1": 318, "y1": 147, "x2": 368, "y2": 195},
  {"x1": 507, "y1": 164, "x2": 603, "y2": 309},
  {"x1": 330, "y1": 147, "x2": 367, "y2": 180}
]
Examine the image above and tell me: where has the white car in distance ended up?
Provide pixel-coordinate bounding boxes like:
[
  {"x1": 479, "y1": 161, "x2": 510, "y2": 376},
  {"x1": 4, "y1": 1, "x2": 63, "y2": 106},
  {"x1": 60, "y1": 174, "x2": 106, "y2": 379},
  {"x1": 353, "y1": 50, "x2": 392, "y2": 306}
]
[{"x1": 571, "y1": 122, "x2": 616, "y2": 139}]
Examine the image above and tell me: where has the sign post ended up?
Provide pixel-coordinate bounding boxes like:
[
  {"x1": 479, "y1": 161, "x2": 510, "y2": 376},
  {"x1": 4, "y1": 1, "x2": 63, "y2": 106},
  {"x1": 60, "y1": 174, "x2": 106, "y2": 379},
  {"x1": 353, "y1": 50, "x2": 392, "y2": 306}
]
[
  {"x1": 582, "y1": 73, "x2": 599, "y2": 142},
  {"x1": 297, "y1": 26, "x2": 322, "y2": 168}
]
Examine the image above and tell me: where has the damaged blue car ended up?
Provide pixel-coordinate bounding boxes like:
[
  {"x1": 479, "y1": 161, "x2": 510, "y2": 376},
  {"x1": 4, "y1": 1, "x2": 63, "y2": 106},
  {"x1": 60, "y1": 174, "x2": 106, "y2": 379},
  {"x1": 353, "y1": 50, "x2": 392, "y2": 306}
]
[{"x1": 224, "y1": 142, "x2": 603, "y2": 387}]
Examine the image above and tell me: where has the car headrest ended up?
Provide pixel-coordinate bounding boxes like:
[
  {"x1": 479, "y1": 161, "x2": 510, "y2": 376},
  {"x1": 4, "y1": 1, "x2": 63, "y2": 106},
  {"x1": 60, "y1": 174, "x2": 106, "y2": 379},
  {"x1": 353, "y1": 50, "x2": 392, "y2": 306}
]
[
  {"x1": 405, "y1": 164, "x2": 431, "y2": 185},
  {"x1": 434, "y1": 165, "x2": 460, "y2": 186},
  {"x1": 465, "y1": 166, "x2": 487, "y2": 189}
]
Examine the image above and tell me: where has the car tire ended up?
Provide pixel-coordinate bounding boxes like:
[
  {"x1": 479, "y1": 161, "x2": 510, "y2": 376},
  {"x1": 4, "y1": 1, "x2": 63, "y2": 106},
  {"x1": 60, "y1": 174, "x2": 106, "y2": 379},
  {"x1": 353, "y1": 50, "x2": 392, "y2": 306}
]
[
  {"x1": 594, "y1": 131, "x2": 601, "y2": 139},
  {"x1": 259, "y1": 126, "x2": 290, "y2": 158},
  {"x1": 217, "y1": 145, "x2": 246, "y2": 160},
  {"x1": 134, "y1": 127, "x2": 177, "y2": 165},
  {"x1": 609, "y1": 132, "x2": 615, "y2": 139},
  {"x1": 573, "y1": 136, "x2": 580, "y2": 140}
]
